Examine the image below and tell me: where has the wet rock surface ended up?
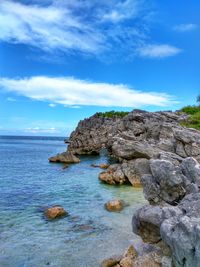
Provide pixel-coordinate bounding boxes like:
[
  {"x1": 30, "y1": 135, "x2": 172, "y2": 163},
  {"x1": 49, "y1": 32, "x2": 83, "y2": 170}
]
[
  {"x1": 48, "y1": 151, "x2": 80, "y2": 164},
  {"x1": 105, "y1": 199, "x2": 124, "y2": 212},
  {"x1": 44, "y1": 206, "x2": 67, "y2": 219}
]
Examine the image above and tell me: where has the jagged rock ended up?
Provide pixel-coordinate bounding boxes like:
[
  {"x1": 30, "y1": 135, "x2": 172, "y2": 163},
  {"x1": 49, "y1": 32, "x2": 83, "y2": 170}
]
[
  {"x1": 160, "y1": 193, "x2": 200, "y2": 267},
  {"x1": 91, "y1": 163, "x2": 110, "y2": 169},
  {"x1": 132, "y1": 158, "x2": 200, "y2": 267},
  {"x1": 158, "y1": 151, "x2": 183, "y2": 165},
  {"x1": 123, "y1": 245, "x2": 138, "y2": 259},
  {"x1": 132, "y1": 253, "x2": 162, "y2": 267},
  {"x1": 49, "y1": 151, "x2": 80, "y2": 163},
  {"x1": 120, "y1": 257, "x2": 133, "y2": 267},
  {"x1": 64, "y1": 109, "x2": 200, "y2": 186},
  {"x1": 132, "y1": 205, "x2": 183, "y2": 244},
  {"x1": 99, "y1": 164, "x2": 128, "y2": 185},
  {"x1": 122, "y1": 159, "x2": 150, "y2": 187},
  {"x1": 149, "y1": 159, "x2": 186, "y2": 205},
  {"x1": 181, "y1": 157, "x2": 200, "y2": 186},
  {"x1": 44, "y1": 206, "x2": 67, "y2": 219},
  {"x1": 105, "y1": 199, "x2": 124, "y2": 212},
  {"x1": 141, "y1": 159, "x2": 200, "y2": 205},
  {"x1": 101, "y1": 255, "x2": 122, "y2": 267},
  {"x1": 112, "y1": 139, "x2": 158, "y2": 160}
]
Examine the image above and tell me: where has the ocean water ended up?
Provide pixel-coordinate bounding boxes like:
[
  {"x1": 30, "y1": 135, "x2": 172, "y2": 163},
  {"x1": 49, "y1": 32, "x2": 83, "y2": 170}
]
[{"x1": 0, "y1": 136, "x2": 146, "y2": 267}]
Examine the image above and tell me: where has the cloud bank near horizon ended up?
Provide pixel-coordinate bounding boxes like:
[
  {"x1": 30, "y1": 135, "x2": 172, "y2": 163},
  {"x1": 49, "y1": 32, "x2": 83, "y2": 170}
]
[{"x1": 0, "y1": 76, "x2": 176, "y2": 108}]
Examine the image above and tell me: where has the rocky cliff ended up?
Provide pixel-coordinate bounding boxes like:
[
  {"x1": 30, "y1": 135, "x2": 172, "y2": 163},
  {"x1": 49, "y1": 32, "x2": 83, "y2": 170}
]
[
  {"x1": 132, "y1": 157, "x2": 200, "y2": 267},
  {"x1": 67, "y1": 109, "x2": 200, "y2": 187},
  {"x1": 50, "y1": 109, "x2": 200, "y2": 266}
]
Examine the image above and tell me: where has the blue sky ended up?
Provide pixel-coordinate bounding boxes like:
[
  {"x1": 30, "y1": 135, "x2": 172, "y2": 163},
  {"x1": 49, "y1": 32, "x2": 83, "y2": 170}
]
[{"x1": 0, "y1": 0, "x2": 200, "y2": 136}]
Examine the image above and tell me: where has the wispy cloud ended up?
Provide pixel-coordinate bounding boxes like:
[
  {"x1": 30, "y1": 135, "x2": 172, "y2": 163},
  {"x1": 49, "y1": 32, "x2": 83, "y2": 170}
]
[
  {"x1": 6, "y1": 97, "x2": 16, "y2": 102},
  {"x1": 25, "y1": 127, "x2": 59, "y2": 134},
  {"x1": 0, "y1": 1, "x2": 104, "y2": 54},
  {"x1": 0, "y1": 0, "x2": 180, "y2": 59},
  {"x1": 0, "y1": 76, "x2": 176, "y2": 108},
  {"x1": 173, "y1": 23, "x2": 198, "y2": 32},
  {"x1": 137, "y1": 44, "x2": 182, "y2": 58},
  {"x1": 0, "y1": 0, "x2": 145, "y2": 56},
  {"x1": 101, "y1": 0, "x2": 141, "y2": 23}
]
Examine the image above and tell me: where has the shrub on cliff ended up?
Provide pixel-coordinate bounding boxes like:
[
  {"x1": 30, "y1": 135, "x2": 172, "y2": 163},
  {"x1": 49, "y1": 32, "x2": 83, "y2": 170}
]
[
  {"x1": 96, "y1": 110, "x2": 129, "y2": 118},
  {"x1": 180, "y1": 105, "x2": 200, "y2": 129}
]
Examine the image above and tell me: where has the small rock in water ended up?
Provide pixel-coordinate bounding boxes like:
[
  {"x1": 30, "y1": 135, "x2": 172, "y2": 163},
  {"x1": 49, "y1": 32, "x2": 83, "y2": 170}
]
[
  {"x1": 44, "y1": 206, "x2": 68, "y2": 219},
  {"x1": 105, "y1": 199, "x2": 124, "y2": 212},
  {"x1": 91, "y1": 163, "x2": 110, "y2": 169},
  {"x1": 101, "y1": 255, "x2": 122, "y2": 267},
  {"x1": 62, "y1": 164, "x2": 69, "y2": 169},
  {"x1": 99, "y1": 164, "x2": 110, "y2": 169},
  {"x1": 48, "y1": 151, "x2": 80, "y2": 164}
]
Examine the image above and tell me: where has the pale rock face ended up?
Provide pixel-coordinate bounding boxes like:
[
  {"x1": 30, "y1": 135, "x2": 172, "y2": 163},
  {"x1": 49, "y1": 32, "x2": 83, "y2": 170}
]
[
  {"x1": 64, "y1": 110, "x2": 200, "y2": 187},
  {"x1": 132, "y1": 158, "x2": 200, "y2": 267}
]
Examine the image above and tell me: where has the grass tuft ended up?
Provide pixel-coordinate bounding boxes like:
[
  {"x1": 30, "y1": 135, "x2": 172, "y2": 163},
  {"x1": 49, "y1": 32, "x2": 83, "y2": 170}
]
[{"x1": 180, "y1": 105, "x2": 200, "y2": 130}]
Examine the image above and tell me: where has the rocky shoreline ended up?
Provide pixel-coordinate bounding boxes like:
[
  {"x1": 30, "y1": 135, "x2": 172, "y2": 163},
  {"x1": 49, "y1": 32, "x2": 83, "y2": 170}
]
[{"x1": 49, "y1": 109, "x2": 200, "y2": 267}]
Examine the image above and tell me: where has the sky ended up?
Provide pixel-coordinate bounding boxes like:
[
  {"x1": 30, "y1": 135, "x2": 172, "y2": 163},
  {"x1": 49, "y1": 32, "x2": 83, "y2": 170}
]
[{"x1": 0, "y1": 0, "x2": 200, "y2": 136}]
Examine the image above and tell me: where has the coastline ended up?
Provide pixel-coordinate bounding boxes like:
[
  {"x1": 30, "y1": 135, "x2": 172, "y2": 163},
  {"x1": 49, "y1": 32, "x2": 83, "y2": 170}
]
[
  {"x1": 48, "y1": 109, "x2": 200, "y2": 267},
  {"x1": 0, "y1": 135, "x2": 145, "y2": 267}
]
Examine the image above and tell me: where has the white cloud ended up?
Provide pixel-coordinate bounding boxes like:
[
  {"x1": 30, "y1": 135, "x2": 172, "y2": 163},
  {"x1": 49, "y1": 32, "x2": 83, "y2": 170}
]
[
  {"x1": 0, "y1": 76, "x2": 176, "y2": 108},
  {"x1": 0, "y1": 1, "x2": 105, "y2": 54},
  {"x1": 0, "y1": 0, "x2": 180, "y2": 59},
  {"x1": 49, "y1": 103, "x2": 56, "y2": 108},
  {"x1": 174, "y1": 23, "x2": 198, "y2": 32},
  {"x1": 137, "y1": 44, "x2": 182, "y2": 58},
  {"x1": 102, "y1": 0, "x2": 141, "y2": 23},
  {"x1": 25, "y1": 126, "x2": 59, "y2": 134}
]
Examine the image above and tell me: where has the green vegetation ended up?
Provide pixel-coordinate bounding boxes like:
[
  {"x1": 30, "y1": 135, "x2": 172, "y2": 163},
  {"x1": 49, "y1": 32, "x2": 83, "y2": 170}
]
[
  {"x1": 96, "y1": 110, "x2": 129, "y2": 118},
  {"x1": 180, "y1": 104, "x2": 200, "y2": 130}
]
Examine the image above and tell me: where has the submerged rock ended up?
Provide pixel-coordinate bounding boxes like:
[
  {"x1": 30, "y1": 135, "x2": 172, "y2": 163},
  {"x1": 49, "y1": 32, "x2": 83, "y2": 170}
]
[
  {"x1": 105, "y1": 199, "x2": 124, "y2": 212},
  {"x1": 44, "y1": 206, "x2": 67, "y2": 219},
  {"x1": 91, "y1": 163, "x2": 110, "y2": 169},
  {"x1": 48, "y1": 151, "x2": 80, "y2": 164}
]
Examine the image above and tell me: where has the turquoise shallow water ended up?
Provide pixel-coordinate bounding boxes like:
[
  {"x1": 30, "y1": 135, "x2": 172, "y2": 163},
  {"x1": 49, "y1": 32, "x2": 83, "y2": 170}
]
[{"x1": 0, "y1": 136, "x2": 146, "y2": 267}]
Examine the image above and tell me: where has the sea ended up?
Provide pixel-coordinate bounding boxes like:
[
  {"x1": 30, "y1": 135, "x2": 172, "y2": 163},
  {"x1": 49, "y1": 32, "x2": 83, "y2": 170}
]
[{"x1": 0, "y1": 136, "x2": 146, "y2": 267}]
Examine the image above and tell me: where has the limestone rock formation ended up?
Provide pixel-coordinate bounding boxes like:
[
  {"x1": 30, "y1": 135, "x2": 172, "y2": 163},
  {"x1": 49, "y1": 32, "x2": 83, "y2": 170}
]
[
  {"x1": 65, "y1": 110, "x2": 200, "y2": 186},
  {"x1": 59, "y1": 109, "x2": 200, "y2": 266},
  {"x1": 132, "y1": 158, "x2": 200, "y2": 267}
]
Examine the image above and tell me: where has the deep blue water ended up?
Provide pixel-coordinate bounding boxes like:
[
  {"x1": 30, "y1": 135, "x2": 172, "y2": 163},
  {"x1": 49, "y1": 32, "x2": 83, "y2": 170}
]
[{"x1": 0, "y1": 136, "x2": 145, "y2": 267}]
